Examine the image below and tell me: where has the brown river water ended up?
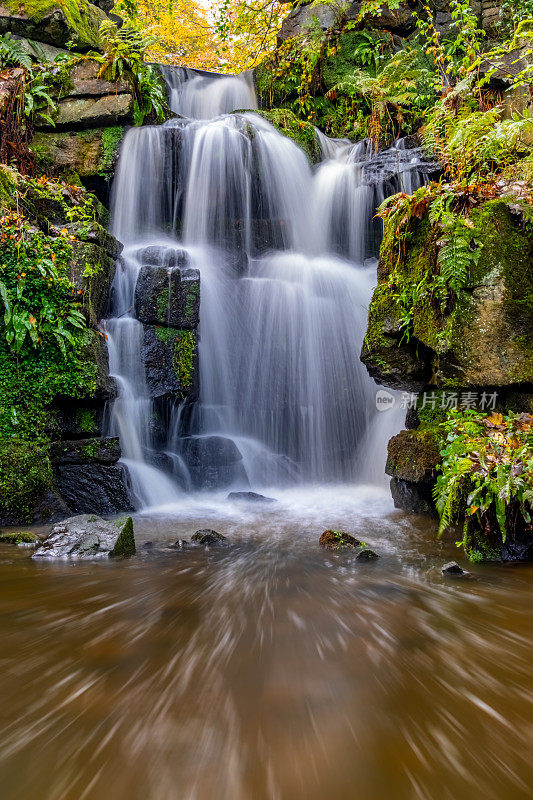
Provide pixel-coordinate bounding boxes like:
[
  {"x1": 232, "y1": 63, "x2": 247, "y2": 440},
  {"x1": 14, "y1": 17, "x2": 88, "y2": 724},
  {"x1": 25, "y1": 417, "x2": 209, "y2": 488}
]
[{"x1": 1, "y1": 485, "x2": 532, "y2": 800}]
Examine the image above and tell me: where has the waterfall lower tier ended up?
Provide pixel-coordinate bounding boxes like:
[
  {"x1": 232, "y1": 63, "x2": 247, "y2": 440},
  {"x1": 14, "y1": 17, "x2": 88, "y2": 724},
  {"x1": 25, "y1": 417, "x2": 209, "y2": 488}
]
[{"x1": 104, "y1": 70, "x2": 427, "y2": 509}]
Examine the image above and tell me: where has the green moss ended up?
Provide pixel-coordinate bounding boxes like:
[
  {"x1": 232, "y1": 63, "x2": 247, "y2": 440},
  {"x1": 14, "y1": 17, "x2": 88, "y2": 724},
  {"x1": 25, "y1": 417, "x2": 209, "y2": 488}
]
[
  {"x1": 0, "y1": 531, "x2": 41, "y2": 544},
  {"x1": 464, "y1": 534, "x2": 501, "y2": 563},
  {"x1": 156, "y1": 287, "x2": 170, "y2": 323},
  {"x1": 110, "y1": 516, "x2": 136, "y2": 558},
  {"x1": 0, "y1": 166, "x2": 18, "y2": 212},
  {"x1": 386, "y1": 427, "x2": 441, "y2": 483},
  {"x1": 173, "y1": 330, "x2": 195, "y2": 389},
  {"x1": 154, "y1": 326, "x2": 174, "y2": 344},
  {"x1": 0, "y1": 441, "x2": 53, "y2": 523},
  {"x1": 99, "y1": 126, "x2": 124, "y2": 177},
  {"x1": 183, "y1": 281, "x2": 199, "y2": 325},
  {"x1": 322, "y1": 30, "x2": 391, "y2": 89},
  {"x1": 5, "y1": 0, "x2": 106, "y2": 50},
  {"x1": 81, "y1": 440, "x2": 99, "y2": 458},
  {"x1": 76, "y1": 407, "x2": 97, "y2": 434},
  {"x1": 254, "y1": 109, "x2": 321, "y2": 163}
]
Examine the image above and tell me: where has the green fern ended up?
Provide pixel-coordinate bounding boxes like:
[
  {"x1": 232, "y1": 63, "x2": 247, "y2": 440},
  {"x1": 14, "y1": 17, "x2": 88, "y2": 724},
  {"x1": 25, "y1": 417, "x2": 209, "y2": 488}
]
[
  {"x1": 437, "y1": 228, "x2": 481, "y2": 295},
  {"x1": 434, "y1": 458, "x2": 471, "y2": 537},
  {"x1": 0, "y1": 34, "x2": 32, "y2": 70}
]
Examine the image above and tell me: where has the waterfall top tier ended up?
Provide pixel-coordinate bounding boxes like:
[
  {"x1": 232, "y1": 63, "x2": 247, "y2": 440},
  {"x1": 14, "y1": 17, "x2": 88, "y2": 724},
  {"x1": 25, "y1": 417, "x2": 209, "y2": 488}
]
[{"x1": 162, "y1": 66, "x2": 258, "y2": 119}]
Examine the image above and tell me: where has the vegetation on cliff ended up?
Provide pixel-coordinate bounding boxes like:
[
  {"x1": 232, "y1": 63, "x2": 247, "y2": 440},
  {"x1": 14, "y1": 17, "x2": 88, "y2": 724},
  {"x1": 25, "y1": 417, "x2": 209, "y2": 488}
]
[
  {"x1": 435, "y1": 410, "x2": 533, "y2": 561},
  {"x1": 0, "y1": 169, "x2": 102, "y2": 521}
]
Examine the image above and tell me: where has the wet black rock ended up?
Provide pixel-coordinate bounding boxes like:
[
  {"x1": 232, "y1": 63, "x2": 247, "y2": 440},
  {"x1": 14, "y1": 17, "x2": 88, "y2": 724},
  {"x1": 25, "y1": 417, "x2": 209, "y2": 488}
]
[
  {"x1": 227, "y1": 491, "x2": 276, "y2": 503},
  {"x1": 142, "y1": 325, "x2": 198, "y2": 402},
  {"x1": 134, "y1": 259, "x2": 200, "y2": 329},
  {"x1": 357, "y1": 548, "x2": 379, "y2": 561},
  {"x1": 191, "y1": 529, "x2": 226, "y2": 546},
  {"x1": 170, "y1": 538, "x2": 189, "y2": 549},
  {"x1": 33, "y1": 514, "x2": 135, "y2": 560},
  {"x1": 390, "y1": 477, "x2": 437, "y2": 517},
  {"x1": 50, "y1": 437, "x2": 121, "y2": 465},
  {"x1": 442, "y1": 561, "x2": 467, "y2": 576},
  {"x1": 55, "y1": 463, "x2": 135, "y2": 516},
  {"x1": 179, "y1": 436, "x2": 247, "y2": 490}
]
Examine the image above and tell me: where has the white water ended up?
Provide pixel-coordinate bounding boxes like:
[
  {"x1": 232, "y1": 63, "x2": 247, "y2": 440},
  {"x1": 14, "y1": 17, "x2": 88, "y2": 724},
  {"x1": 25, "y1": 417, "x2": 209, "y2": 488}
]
[{"x1": 105, "y1": 70, "x2": 427, "y2": 509}]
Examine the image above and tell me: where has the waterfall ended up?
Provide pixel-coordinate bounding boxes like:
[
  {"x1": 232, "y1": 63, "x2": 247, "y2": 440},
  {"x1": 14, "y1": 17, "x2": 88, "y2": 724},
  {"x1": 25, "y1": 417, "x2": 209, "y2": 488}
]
[
  {"x1": 161, "y1": 65, "x2": 257, "y2": 119},
  {"x1": 104, "y1": 69, "x2": 430, "y2": 508}
]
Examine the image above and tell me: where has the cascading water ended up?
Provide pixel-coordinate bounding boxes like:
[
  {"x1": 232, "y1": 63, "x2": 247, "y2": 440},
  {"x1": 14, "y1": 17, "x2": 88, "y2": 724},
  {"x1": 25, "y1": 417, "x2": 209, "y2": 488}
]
[{"x1": 105, "y1": 69, "x2": 431, "y2": 507}]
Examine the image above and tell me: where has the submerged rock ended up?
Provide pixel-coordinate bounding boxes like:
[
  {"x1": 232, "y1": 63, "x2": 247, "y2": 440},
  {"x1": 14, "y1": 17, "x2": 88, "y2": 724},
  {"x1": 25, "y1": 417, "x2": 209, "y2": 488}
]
[
  {"x1": 32, "y1": 514, "x2": 136, "y2": 560},
  {"x1": 191, "y1": 529, "x2": 226, "y2": 546},
  {"x1": 170, "y1": 538, "x2": 189, "y2": 549},
  {"x1": 319, "y1": 530, "x2": 361, "y2": 550},
  {"x1": 442, "y1": 561, "x2": 468, "y2": 576},
  {"x1": 357, "y1": 548, "x2": 379, "y2": 561},
  {"x1": 227, "y1": 491, "x2": 276, "y2": 503}
]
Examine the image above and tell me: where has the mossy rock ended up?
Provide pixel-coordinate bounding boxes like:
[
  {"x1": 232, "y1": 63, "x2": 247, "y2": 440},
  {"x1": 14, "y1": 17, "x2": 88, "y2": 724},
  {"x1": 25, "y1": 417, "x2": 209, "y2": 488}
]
[
  {"x1": 0, "y1": 531, "x2": 41, "y2": 544},
  {"x1": 319, "y1": 529, "x2": 361, "y2": 549},
  {"x1": 143, "y1": 326, "x2": 198, "y2": 401},
  {"x1": 32, "y1": 127, "x2": 125, "y2": 181},
  {"x1": 362, "y1": 199, "x2": 533, "y2": 391},
  {"x1": 0, "y1": 164, "x2": 18, "y2": 211},
  {"x1": 386, "y1": 428, "x2": 441, "y2": 484},
  {"x1": 69, "y1": 239, "x2": 116, "y2": 324},
  {"x1": 110, "y1": 516, "x2": 136, "y2": 558},
  {"x1": 191, "y1": 529, "x2": 226, "y2": 546},
  {"x1": 0, "y1": 0, "x2": 107, "y2": 50},
  {"x1": 254, "y1": 109, "x2": 321, "y2": 163},
  {"x1": 0, "y1": 440, "x2": 54, "y2": 525}
]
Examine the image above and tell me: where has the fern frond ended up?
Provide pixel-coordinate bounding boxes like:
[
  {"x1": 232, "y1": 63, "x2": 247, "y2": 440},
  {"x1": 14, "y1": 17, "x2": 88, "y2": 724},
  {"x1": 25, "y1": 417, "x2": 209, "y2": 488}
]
[{"x1": 0, "y1": 34, "x2": 32, "y2": 70}]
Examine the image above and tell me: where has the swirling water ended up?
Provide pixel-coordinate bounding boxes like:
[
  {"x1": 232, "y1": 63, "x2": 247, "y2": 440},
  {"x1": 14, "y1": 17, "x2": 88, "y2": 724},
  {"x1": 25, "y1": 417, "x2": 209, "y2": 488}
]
[{"x1": 1, "y1": 492, "x2": 533, "y2": 799}]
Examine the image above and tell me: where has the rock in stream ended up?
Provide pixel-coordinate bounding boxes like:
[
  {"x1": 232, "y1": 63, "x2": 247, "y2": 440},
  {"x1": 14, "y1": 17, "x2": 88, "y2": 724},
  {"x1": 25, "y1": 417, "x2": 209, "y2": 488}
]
[{"x1": 32, "y1": 515, "x2": 136, "y2": 560}]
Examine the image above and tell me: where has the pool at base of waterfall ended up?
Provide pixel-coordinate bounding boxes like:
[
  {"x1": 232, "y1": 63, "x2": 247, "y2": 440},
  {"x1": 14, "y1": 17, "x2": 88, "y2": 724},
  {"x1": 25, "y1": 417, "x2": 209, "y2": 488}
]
[{"x1": 1, "y1": 485, "x2": 532, "y2": 800}]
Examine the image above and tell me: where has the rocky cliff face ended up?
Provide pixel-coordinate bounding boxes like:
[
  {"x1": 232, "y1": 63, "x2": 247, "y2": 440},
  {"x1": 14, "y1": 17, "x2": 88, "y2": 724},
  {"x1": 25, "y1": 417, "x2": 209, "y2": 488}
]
[
  {"x1": 278, "y1": 0, "x2": 503, "y2": 43},
  {"x1": 0, "y1": 2, "x2": 141, "y2": 524},
  {"x1": 361, "y1": 189, "x2": 533, "y2": 561}
]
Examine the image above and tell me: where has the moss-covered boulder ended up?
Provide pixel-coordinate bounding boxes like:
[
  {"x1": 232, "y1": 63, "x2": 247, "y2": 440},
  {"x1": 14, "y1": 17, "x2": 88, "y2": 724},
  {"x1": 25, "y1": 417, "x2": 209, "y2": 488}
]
[
  {"x1": 0, "y1": 531, "x2": 41, "y2": 545},
  {"x1": 33, "y1": 514, "x2": 136, "y2": 559},
  {"x1": 386, "y1": 428, "x2": 441, "y2": 515},
  {"x1": 31, "y1": 127, "x2": 126, "y2": 193},
  {"x1": 0, "y1": 0, "x2": 107, "y2": 50},
  {"x1": 362, "y1": 199, "x2": 533, "y2": 391}
]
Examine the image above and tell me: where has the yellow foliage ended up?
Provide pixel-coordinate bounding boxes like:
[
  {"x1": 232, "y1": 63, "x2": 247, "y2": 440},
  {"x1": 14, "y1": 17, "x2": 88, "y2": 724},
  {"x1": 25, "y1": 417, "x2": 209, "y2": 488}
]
[
  {"x1": 115, "y1": 0, "x2": 287, "y2": 73},
  {"x1": 115, "y1": 0, "x2": 222, "y2": 71}
]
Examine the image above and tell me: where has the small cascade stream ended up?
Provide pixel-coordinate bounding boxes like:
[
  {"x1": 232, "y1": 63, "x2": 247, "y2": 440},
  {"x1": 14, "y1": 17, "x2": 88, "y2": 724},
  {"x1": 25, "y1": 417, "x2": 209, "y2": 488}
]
[{"x1": 105, "y1": 69, "x2": 431, "y2": 508}]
